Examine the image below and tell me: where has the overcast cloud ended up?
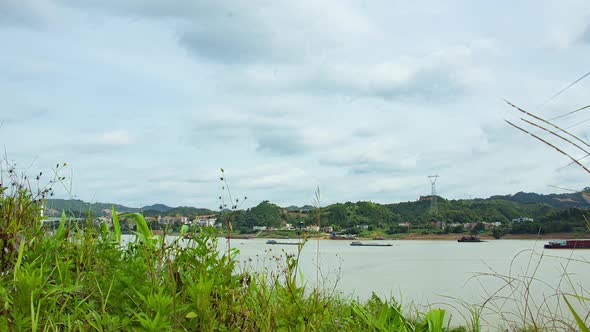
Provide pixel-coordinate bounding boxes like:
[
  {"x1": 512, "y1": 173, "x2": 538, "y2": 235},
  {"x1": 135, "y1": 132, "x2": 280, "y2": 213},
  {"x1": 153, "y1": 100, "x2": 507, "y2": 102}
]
[{"x1": 1, "y1": 0, "x2": 590, "y2": 209}]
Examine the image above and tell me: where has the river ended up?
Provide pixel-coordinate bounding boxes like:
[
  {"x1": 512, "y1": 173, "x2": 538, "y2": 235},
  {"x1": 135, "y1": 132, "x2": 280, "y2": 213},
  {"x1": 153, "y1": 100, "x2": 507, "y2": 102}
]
[
  {"x1": 227, "y1": 238, "x2": 590, "y2": 329},
  {"x1": 124, "y1": 235, "x2": 590, "y2": 329}
]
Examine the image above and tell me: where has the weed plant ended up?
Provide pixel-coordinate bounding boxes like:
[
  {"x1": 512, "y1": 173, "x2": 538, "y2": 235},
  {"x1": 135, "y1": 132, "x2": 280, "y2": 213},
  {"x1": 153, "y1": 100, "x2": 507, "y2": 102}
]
[
  {"x1": 0, "y1": 165, "x2": 457, "y2": 331},
  {"x1": 1, "y1": 162, "x2": 588, "y2": 331}
]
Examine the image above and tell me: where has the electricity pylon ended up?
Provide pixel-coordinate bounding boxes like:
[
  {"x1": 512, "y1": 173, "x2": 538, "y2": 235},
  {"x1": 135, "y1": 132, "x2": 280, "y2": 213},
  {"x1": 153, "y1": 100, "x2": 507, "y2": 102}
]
[{"x1": 428, "y1": 175, "x2": 439, "y2": 215}]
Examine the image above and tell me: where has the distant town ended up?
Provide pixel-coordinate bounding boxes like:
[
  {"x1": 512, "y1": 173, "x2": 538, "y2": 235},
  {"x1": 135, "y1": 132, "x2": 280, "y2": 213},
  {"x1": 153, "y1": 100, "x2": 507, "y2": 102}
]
[{"x1": 41, "y1": 189, "x2": 589, "y2": 239}]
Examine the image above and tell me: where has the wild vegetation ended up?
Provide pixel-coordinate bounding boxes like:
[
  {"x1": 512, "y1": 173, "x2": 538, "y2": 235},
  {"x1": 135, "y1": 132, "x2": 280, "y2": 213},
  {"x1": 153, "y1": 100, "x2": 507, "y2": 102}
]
[
  {"x1": 44, "y1": 191, "x2": 590, "y2": 238},
  {"x1": 2, "y1": 95, "x2": 589, "y2": 330},
  {"x1": 1, "y1": 162, "x2": 589, "y2": 331},
  {"x1": 1, "y1": 164, "x2": 468, "y2": 331}
]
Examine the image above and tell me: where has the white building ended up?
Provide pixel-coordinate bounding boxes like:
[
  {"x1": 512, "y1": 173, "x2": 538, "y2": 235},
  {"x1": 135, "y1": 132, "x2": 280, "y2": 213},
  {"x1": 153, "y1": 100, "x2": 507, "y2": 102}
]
[
  {"x1": 306, "y1": 225, "x2": 320, "y2": 232},
  {"x1": 512, "y1": 217, "x2": 533, "y2": 223},
  {"x1": 193, "y1": 214, "x2": 217, "y2": 227},
  {"x1": 197, "y1": 217, "x2": 216, "y2": 227}
]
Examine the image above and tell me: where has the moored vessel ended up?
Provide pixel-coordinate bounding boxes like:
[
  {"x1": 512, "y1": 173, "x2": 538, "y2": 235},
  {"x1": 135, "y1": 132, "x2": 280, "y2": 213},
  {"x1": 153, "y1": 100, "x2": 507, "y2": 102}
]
[
  {"x1": 266, "y1": 239, "x2": 303, "y2": 245},
  {"x1": 350, "y1": 241, "x2": 392, "y2": 247},
  {"x1": 544, "y1": 239, "x2": 590, "y2": 249},
  {"x1": 457, "y1": 236, "x2": 484, "y2": 242}
]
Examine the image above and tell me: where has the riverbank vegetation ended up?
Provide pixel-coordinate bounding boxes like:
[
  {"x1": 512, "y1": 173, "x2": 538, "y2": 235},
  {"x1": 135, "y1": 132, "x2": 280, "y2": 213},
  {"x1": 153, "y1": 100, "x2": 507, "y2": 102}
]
[
  {"x1": 5, "y1": 166, "x2": 590, "y2": 331},
  {"x1": 0, "y1": 175, "x2": 464, "y2": 331},
  {"x1": 3, "y1": 167, "x2": 589, "y2": 331},
  {"x1": 44, "y1": 192, "x2": 590, "y2": 239}
]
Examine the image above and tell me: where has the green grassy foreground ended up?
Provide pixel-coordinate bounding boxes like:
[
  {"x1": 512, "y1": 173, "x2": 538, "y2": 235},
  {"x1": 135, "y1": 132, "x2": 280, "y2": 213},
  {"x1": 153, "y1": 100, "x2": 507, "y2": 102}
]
[{"x1": 1, "y1": 182, "x2": 588, "y2": 331}]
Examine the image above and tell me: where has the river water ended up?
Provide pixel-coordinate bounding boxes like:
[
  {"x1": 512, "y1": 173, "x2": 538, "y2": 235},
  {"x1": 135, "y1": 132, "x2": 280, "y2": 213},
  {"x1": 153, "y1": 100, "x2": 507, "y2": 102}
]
[
  {"x1": 124, "y1": 235, "x2": 590, "y2": 329},
  {"x1": 226, "y1": 238, "x2": 590, "y2": 329}
]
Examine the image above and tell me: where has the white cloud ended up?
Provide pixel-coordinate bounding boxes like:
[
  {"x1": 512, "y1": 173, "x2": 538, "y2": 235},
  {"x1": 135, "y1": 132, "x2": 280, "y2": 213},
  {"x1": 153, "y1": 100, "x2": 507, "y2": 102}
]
[
  {"x1": 96, "y1": 130, "x2": 134, "y2": 146},
  {"x1": 0, "y1": 0, "x2": 59, "y2": 27},
  {"x1": 1, "y1": 0, "x2": 590, "y2": 209}
]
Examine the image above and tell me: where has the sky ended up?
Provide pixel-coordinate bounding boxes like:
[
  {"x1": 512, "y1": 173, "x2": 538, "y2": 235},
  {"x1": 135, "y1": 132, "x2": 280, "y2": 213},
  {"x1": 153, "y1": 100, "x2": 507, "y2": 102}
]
[{"x1": 1, "y1": 0, "x2": 590, "y2": 209}]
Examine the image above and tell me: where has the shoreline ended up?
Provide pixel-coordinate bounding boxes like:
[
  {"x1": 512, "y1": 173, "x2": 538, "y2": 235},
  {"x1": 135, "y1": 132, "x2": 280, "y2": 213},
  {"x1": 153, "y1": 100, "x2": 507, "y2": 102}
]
[
  {"x1": 212, "y1": 232, "x2": 589, "y2": 241},
  {"x1": 380, "y1": 233, "x2": 587, "y2": 240}
]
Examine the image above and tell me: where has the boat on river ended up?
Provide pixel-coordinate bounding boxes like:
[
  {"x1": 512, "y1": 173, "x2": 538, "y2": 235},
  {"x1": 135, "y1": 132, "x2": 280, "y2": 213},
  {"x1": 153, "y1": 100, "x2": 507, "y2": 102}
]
[
  {"x1": 350, "y1": 241, "x2": 392, "y2": 247},
  {"x1": 457, "y1": 236, "x2": 484, "y2": 243},
  {"x1": 266, "y1": 240, "x2": 302, "y2": 245},
  {"x1": 544, "y1": 239, "x2": 590, "y2": 249}
]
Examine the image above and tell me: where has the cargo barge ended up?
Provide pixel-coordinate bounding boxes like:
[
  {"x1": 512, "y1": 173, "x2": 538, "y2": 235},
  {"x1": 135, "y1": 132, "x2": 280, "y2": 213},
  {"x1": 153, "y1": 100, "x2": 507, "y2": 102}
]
[
  {"x1": 350, "y1": 241, "x2": 392, "y2": 247},
  {"x1": 457, "y1": 236, "x2": 484, "y2": 243},
  {"x1": 544, "y1": 239, "x2": 590, "y2": 249}
]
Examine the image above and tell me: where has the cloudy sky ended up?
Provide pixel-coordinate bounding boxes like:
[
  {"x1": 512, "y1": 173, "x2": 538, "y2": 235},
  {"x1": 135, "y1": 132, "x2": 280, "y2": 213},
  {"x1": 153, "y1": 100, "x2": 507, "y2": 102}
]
[{"x1": 1, "y1": 0, "x2": 590, "y2": 209}]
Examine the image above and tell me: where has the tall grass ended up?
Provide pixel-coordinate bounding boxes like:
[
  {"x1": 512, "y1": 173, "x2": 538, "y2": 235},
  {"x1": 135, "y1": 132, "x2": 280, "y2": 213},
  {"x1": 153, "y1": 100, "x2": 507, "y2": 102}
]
[
  {"x1": 2, "y1": 159, "x2": 588, "y2": 330},
  {"x1": 505, "y1": 100, "x2": 590, "y2": 331},
  {"x1": 1, "y1": 167, "x2": 467, "y2": 331}
]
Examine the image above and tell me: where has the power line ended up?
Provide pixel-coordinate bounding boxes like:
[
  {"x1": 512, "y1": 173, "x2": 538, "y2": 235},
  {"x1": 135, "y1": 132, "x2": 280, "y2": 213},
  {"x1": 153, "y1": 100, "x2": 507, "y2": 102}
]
[
  {"x1": 542, "y1": 70, "x2": 590, "y2": 106},
  {"x1": 428, "y1": 175, "x2": 439, "y2": 215},
  {"x1": 548, "y1": 185, "x2": 578, "y2": 192}
]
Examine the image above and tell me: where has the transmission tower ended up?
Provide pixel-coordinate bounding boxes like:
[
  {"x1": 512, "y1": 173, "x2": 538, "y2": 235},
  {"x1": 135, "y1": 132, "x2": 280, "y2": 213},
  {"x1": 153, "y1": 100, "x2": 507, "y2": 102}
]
[{"x1": 428, "y1": 175, "x2": 439, "y2": 215}]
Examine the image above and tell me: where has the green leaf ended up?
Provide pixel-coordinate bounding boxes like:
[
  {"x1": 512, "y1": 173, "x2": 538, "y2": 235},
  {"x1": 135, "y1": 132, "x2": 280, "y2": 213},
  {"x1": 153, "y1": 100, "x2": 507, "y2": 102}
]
[
  {"x1": 563, "y1": 295, "x2": 590, "y2": 332},
  {"x1": 13, "y1": 237, "x2": 26, "y2": 281},
  {"x1": 112, "y1": 206, "x2": 121, "y2": 244},
  {"x1": 129, "y1": 213, "x2": 151, "y2": 244},
  {"x1": 185, "y1": 312, "x2": 197, "y2": 319},
  {"x1": 100, "y1": 221, "x2": 109, "y2": 239},
  {"x1": 55, "y1": 210, "x2": 67, "y2": 240},
  {"x1": 424, "y1": 309, "x2": 445, "y2": 332},
  {"x1": 180, "y1": 225, "x2": 189, "y2": 238}
]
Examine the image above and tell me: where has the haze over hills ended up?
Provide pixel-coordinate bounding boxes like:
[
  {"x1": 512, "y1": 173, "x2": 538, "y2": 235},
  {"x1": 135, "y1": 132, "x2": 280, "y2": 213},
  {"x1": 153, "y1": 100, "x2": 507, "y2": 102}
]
[
  {"x1": 140, "y1": 204, "x2": 174, "y2": 212},
  {"x1": 44, "y1": 199, "x2": 140, "y2": 216},
  {"x1": 43, "y1": 189, "x2": 590, "y2": 218},
  {"x1": 43, "y1": 199, "x2": 212, "y2": 218},
  {"x1": 489, "y1": 190, "x2": 590, "y2": 209}
]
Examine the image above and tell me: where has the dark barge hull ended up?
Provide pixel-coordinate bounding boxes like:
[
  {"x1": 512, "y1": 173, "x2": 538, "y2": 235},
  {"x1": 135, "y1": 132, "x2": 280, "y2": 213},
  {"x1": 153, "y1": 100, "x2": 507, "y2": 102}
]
[
  {"x1": 457, "y1": 236, "x2": 484, "y2": 242},
  {"x1": 544, "y1": 239, "x2": 590, "y2": 249}
]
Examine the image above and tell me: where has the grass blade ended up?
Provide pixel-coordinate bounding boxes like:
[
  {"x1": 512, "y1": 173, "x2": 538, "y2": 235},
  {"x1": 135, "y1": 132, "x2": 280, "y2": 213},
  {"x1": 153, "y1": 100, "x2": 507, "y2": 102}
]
[
  {"x1": 128, "y1": 213, "x2": 151, "y2": 243},
  {"x1": 424, "y1": 309, "x2": 445, "y2": 332},
  {"x1": 55, "y1": 210, "x2": 66, "y2": 240},
  {"x1": 112, "y1": 206, "x2": 121, "y2": 244},
  {"x1": 180, "y1": 224, "x2": 188, "y2": 238},
  {"x1": 13, "y1": 236, "x2": 26, "y2": 281},
  {"x1": 563, "y1": 295, "x2": 590, "y2": 332}
]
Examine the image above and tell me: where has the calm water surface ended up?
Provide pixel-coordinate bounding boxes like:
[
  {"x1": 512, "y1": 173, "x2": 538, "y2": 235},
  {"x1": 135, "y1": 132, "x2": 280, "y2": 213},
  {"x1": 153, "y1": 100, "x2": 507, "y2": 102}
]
[
  {"x1": 227, "y1": 239, "x2": 589, "y2": 298},
  {"x1": 228, "y1": 238, "x2": 590, "y2": 328},
  {"x1": 125, "y1": 235, "x2": 590, "y2": 328}
]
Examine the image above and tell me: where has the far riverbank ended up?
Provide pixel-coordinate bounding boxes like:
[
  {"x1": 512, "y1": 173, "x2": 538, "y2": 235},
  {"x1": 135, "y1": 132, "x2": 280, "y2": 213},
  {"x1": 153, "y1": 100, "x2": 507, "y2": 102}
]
[
  {"x1": 210, "y1": 231, "x2": 589, "y2": 241},
  {"x1": 382, "y1": 232, "x2": 587, "y2": 240}
]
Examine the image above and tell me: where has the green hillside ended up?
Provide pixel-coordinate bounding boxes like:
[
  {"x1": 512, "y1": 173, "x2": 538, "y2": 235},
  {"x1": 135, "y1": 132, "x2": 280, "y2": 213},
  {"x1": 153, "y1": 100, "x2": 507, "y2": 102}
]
[
  {"x1": 44, "y1": 199, "x2": 139, "y2": 217},
  {"x1": 44, "y1": 189, "x2": 590, "y2": 236},
  {"x1": 143, "y1": 206, "x2": 216, "y2": 218},
  {"x1": 489, "y1": 190, "x2": 590, "y2": 208}
]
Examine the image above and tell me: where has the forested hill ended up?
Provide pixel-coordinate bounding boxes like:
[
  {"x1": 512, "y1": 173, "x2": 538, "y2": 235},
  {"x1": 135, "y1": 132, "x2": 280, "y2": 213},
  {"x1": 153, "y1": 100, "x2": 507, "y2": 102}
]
[
  {"x1": 44, "y1": 199, "x2": 140, "y2": 217},
  {"x1": 142, "y1": 206, "x2": 216, "y2": 218},
  {"x1": 43, "y1": 199, "x2": 212, "y2": 218},
  {"x1": 488, "y1": 190, "x2": 590, "y2": 208},
  {"x1": 229, "y1": 192, "x2": 590, "y2": 234},
  {"x1": 44, "y1": 189, "x2": 590, "y2": 228},
  {"x1": 141, "y1": 204, "x2": 174, "y2": 212}
]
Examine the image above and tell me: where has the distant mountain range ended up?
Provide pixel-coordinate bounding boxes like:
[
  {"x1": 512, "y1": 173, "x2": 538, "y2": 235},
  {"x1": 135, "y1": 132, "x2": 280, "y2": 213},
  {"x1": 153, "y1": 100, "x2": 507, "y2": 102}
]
[
  {"x1": 488, "y1": 190, "x2": 590, "y2": 209},
  {"x1": 43, "y1": 188, "x2": 590, "y2": 218},
  {"x1": 141, "y1": 204, "x2": 174, "y2": 212},
  {"x1": 42, "y1": 199, "x2": 208, "y2": 218},
  {"x1": 44, "y1": 199, "x2": 141, "y2": 217},
  {"x1": 284, "y1": 205, "x2": 315, "y2": 212}
]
